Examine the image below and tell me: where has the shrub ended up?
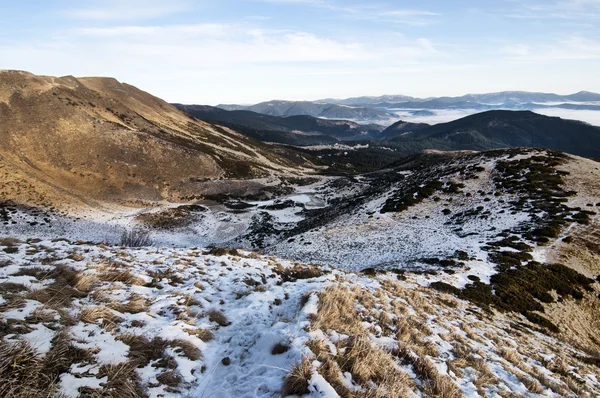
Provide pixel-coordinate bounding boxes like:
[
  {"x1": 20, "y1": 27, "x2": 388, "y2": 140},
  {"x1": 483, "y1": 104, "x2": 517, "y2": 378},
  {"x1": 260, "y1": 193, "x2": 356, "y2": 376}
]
[
  {"x1": 120, "y1": 229, "x2": 151, "y2": 247},
  {"x1": 525, "y1": 312, "x2": 559, "y2": 333}
]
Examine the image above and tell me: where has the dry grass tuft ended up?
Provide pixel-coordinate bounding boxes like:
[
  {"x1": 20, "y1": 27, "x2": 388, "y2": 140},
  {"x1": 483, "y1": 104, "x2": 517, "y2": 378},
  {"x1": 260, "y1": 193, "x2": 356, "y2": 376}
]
[
  {"x1": 80, "y1": 306, "x2": 123, "y2": 330},
  {"x1": 0, "y1": 282, "x2": 27, "y2": 294},
  {"x1": 317, "y1": 359, "x2": 351, "y2": 397},
  {"x1": 108, "y1": 295, "x2": 149, "y2": 314},
  {"x1": 169, "y1": 339, "x2": 202, "y2": 361},
  {"x1": 42, "y1": 328, "x2": 93, "y2": 383},
  {"x1": 75, "y1": 273, "x2": 99, "y2": 292},
  {"x1": 118, "y1": 334, "x2": 168, "y2": 367},
  {"x1": 311, "y1": 286, "x2": 364, "y2": 335},
  {"x1": 95, "y1": 362, "x2": 146, "y2": 397},
  {"x1": 0, "y1": 340, "x2": 56, "y2": 397},
  {"x1": 26, "y1": 265, "x2": 86, "y2": 309},
  {"x1": 207, "y1": 309, "x2": 230, "y2": 326},
  {"x1": 185, "y1": 327, "x2": 214, "y2": 342},
  {"x1": 273, "y1": 263, "x2": 324, "y2": 282},
  {"x1": 423, "y1": 375, "x2": 463, "y2": 398},
  {"x1": 0, "y1": 237, "x2": 21, "y2": 247},
  {"x1": 521, "y1": 376, "x2": 544, "y2": 394},
  {"x1": 306, "y1": 338, "x2": 330, "y2": 361},
  {"x1": 343, "y1": 335, "x2": 394, "y2": 384},
  {"x1": 157, "y1": 370, "x2": 182, "y2": 387},
  {"x1": 499, "y1": 347, "x2": 521, "y2": 365},
  {"x1": 101, "y1": 269, "x2": 146, "y2": 286},
  {"x1": 282, "y1": 357, "x2": 313, "y2": 397}
]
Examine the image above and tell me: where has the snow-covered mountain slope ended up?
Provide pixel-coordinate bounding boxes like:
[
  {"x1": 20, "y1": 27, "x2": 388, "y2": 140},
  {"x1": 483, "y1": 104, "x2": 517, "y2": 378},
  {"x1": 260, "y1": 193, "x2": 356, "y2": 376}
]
[
  {"x1": 1, "y1": 148, "x2": 600, "y2": 397},
  {"x1": 1, "y1": 240, "x2": 599, "y2": 397}
]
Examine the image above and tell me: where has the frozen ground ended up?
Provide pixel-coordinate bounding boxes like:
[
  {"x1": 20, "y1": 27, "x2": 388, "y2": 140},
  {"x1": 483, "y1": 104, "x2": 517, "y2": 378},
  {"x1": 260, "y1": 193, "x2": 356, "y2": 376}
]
[
  {"x1": 0, "y1": 149, "x2": 587, "y2": 289},
  {"x1": 0, "y1": 239, "x2": 598, "y2": 397}
]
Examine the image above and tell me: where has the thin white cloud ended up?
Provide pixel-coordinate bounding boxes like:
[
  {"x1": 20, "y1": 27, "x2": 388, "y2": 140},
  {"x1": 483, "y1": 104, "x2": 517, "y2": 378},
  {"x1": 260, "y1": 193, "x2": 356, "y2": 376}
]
[
  {"x1": 69, "y1": 23, "x2": 440, "y2": 64},
  {"x1": 507, "y1": 0, "x2": 600, "y2": 20},
  {"x1": 65, "y1": 0, "x2": 190, "y2": 21},
  {"x1": 501, "y1": 36, "x2": 600, "y2": 62},
  {"x1": 250, "y1": 0, "x2": 440, "y2": 25}
]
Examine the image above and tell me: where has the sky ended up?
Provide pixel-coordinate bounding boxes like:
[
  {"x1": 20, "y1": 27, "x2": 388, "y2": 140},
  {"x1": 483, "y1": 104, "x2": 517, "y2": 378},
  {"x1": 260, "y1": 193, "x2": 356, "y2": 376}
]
[{"x1": 1, "y1": 0, "x2": 599, "y2": 104}]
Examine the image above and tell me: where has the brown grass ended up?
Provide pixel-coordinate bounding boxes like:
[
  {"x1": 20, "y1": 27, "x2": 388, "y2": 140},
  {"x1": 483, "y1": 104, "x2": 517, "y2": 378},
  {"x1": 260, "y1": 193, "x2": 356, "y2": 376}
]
[
  {"x1": 207, "y1": 309, "x2": 230, "y2": 326},
  {"x1": 521, "y1": 376, "x2": 544, "y2": 394},
  {"x1": 185, "y1": 327, "x2": 214, "y2": 342},
  {"x1": 311, "y1": 286, "x2": 364, "y2": 335},
  {"x1": 0, "y1": 282, "x2": 27, "y2": 294},
  {"x1": 101, "y1": 269, "x2": 146, "y2": 286},
  {"x1": 282, "y1": 357, "x2": 313, "y2": 397},
  {"x1": 317, "y1": 359, "x2": 351, "y2": 397},
  {"x1": 94, "y1": 362, "x2": 146, "y2": 398},
  {"x1": 26, "y1": 265, "x2": 86, "y2": 309},
  {"x1": 306, "y1": 338, "x2": 330, "y2": 361},
  {"x1": 0, "y1": 237, "x2": 21, "y2": 247},
  {"x1": 108, "y1": 295, "x2": 149, "y2": 314},
  {"x1": 118, "y1": 334, "x2": 168, "y2": 367},
  {"x1": 0, "y1": 340, "x2": 56, "y2": 397},
  {"x1": 75, "y1": 273, "x2": 99, "y2": 292},
  {"x1": 273, "y1": 263, "x2": 324, "y2": 282},
  {"x1": 169, "y1": 339, "x2": 202, "y2": 361},
  {"x1": 156, "y1": 370, "x2": 182, "y2": 387},
  {"x1": 499, "y1": 347, "x2": 521, "y2": 366},
  {"x1": 80, "y1": 306, "x2": 123, "y2": 330}
]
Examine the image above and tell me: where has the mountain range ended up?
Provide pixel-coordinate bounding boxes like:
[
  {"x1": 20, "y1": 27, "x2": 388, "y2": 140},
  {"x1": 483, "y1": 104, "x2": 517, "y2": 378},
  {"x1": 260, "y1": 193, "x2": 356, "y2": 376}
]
[
  {"x1": 215, "y1": 90, "x2": 600, "y2": 123},
  {"x1": 322, "y1": 90, "x2": 600, "y2": 107},
  {"x1": 174, "y1": 101, "x2": 600, "y2": 159},
  {"x1": 173, "y1": 104, "x2": 386, "y2": 144},
  {"x1": 217, "y1": 99, "x2": 397, "y2": 121}
]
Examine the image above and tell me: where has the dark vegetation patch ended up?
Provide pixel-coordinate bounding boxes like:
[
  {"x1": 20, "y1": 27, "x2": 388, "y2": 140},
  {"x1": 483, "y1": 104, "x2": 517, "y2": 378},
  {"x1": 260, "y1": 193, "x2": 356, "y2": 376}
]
[
  {"x1": 205, "y1": 247, "x2": 240, "y2": 257},
  {"x1": 491, "y1": 151, "x2": 589, "y2": 243},
  {"x1": 223, "y1": 201, "x2": 255, "y2": 210},
  {"x1": 293, "y1": 145, "x2": 406, "y2": 175},
  {"x1": 135, "y1": 205, "x2": 206, "y2": 229},
  {"x1": 432, "y1": 262, "x2": 594, "y2": 332},
  {"x1": 280, "y1": 152, "x2": 468, "y2": 240},
  {"x1": 381, "y1": 179, "x2": 464, "y2": 213},
  {"x1": 259, "y1": 199, "x2": 304, "y2": 211},
  {"x1": 274, "y1": 263, "x2": 325, "y2": 283}
]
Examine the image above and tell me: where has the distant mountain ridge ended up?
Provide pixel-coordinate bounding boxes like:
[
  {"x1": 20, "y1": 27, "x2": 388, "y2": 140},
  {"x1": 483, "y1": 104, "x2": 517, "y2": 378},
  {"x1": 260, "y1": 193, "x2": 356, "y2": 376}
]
[
  {"x1": 386, "y1": 110, "x2": 600, "y2": 158},
  {"x1": 320, "y1": 90, "x2": 600, "y2": 107},
  {"x1": 173, "y1": 104, "x2": 386, "y2": 144},
  {"x1": 216, "y1": 100, "x2": 396, "y2": 121},
  {"x1": 217, "y1": 91, "x2": 600, "y2": 122}
]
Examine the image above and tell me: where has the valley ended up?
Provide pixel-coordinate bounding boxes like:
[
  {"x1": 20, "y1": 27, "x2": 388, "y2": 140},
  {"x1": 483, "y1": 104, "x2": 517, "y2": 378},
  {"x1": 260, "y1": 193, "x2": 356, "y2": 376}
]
[{"x1": 1, "y1": 71, "x2": 600, "y2": 398}]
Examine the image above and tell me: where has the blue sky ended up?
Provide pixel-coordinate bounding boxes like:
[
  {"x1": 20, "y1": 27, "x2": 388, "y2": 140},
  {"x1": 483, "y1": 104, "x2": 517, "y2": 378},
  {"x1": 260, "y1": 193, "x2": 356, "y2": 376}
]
[{"x1": 1, "y1": 0, "x2": 599, "y2": 104}]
